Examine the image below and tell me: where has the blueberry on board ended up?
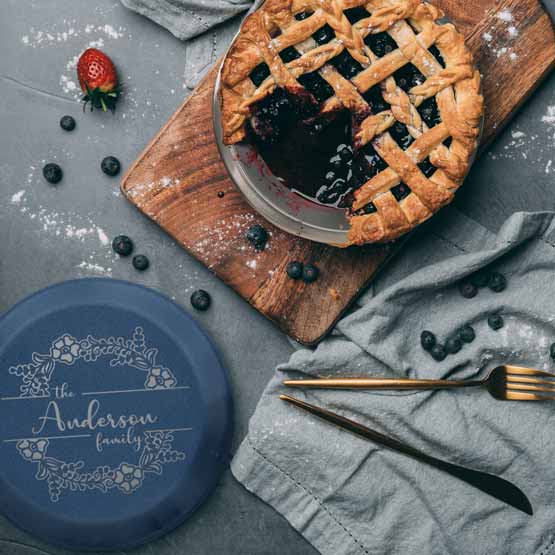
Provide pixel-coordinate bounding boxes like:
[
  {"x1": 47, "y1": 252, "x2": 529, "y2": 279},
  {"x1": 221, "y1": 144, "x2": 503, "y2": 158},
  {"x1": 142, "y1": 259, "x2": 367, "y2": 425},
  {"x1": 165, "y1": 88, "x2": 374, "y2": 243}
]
[
  {"x1": 430, "y1": 344, "x2": 447, "y2": 362},
  {"x1": 487, "y1": 314, "x2": 504, "y2": 331},
  {"x1": 286, "y1": 261, "x2": 303, "y2": 280},
  {"x1": 60, "y1": 115, "x2": 76, "y2": 131},
  {"x1": 488, "y1": 272, "x2": 506, "y2": 293},
  {"x1": 458, "y1": 325, "x2": 475, "y2": 343},
  {"x1": 101, "y1": 156, "x2": 121, "y2": 177},
  {"x1": 302, "y1": 264, "x2": 320, "y2": 283},
  {"x1": 132, "y1": 254, "x2": 149, "y2": 271},
  {"x1": 420, "y1": 330, "x2": 436, "y2": 351},
  {"x1": 470, "y1": 270, "x2": 489, "y2": 288},
  {"x1": 458, "y1": 281, "x2": 478, "y2": 299},
  {"x1": 112, "y1": 235, "x2": 134, "y2": 256},
  {"x1": 550, "y1": 342, "x2": 555, "y2": 360},
  {"x1": 191, "y1": 289, "x2": 211, "y2": 311},
  {"x1": 246, "y1": 224, "x2": 268, "y2": 251},
  {"x1": 43, "y1": 163, "x2": 63, "y2": 184},
  {"x1": 445, "y1": 337, "x2": 462, "y2": 354}
]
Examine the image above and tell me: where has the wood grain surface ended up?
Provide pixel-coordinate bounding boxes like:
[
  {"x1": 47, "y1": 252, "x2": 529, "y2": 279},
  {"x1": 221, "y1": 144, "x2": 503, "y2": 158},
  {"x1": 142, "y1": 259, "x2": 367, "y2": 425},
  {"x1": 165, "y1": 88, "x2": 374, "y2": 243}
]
[{"x1": 122, "y1": 0, "x2": 555, "y2": 345}]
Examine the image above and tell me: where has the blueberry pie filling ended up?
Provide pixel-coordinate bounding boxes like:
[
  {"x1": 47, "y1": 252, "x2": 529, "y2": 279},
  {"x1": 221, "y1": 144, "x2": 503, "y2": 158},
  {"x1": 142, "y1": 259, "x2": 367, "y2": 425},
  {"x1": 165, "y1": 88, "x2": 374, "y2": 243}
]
[{"x1": 220, "y1": 0, "x2": 483, "y2": 244}]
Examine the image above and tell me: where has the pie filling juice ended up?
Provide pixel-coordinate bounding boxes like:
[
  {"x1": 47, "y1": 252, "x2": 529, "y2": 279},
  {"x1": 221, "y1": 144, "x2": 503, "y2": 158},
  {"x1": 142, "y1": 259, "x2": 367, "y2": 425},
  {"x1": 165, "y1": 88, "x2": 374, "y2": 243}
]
[{"x1": 247, "y1": 88, "x2": 376, "y2": 210}]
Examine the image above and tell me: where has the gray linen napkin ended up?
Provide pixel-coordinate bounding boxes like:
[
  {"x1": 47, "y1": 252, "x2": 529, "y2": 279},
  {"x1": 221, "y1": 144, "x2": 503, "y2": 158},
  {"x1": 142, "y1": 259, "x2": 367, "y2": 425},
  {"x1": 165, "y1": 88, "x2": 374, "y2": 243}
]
[
  {"x1": 120, "y1": 0, "x2": 256, "y2": 88},
  {"x1": 120, "y1": 0, "x2": 252, "y2": 41},
  {"x1": 232, "y1": 208, "x2": 555, "y2": 555}
]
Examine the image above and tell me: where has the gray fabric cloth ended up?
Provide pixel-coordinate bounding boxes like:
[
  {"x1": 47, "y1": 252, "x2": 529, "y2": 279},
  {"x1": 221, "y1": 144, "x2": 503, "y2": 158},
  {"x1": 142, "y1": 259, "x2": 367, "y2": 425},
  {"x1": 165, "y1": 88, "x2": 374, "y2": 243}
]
[
  {"x1": 232, "y1": 209, "x2": 555, "y2": 555},
  {"x1": 120, "y1": 0, "x2": 252, "y2": 41},
  {"x1": 120, "y1": 0, "x2": 256, "y2": 88}
]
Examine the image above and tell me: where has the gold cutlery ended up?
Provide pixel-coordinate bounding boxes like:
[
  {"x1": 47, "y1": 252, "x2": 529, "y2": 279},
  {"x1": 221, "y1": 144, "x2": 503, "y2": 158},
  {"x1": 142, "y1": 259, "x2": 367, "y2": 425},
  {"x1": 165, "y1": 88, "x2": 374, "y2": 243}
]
[
  {"x1": 280, "y1": 394, "x2": 533, "y2": 515},
  {"x1": 283, "y1": 365, "x2": 555, "y2": 401}
]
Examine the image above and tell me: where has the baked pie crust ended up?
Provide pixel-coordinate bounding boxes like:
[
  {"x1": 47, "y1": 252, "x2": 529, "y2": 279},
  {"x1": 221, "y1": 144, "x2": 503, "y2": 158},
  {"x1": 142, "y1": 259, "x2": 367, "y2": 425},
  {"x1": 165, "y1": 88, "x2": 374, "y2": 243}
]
[{"x1": 219, "y1": 0, "x2": 483, "y2": 245}]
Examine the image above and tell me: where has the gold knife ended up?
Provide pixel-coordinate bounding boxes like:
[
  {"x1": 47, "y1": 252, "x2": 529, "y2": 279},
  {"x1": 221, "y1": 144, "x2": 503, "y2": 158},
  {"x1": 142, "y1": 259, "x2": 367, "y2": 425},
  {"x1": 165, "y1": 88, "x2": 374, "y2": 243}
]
[{"x1": 280, "y1": 394, "x2": 533, "y2": 515}]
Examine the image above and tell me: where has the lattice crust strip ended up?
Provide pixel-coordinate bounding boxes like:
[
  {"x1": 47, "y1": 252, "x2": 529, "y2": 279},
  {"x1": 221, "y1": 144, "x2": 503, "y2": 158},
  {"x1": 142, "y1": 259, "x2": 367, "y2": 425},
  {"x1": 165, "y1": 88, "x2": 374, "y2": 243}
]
[{"x1": 219, "y1": 0, "x2": 483, "y2": 245}]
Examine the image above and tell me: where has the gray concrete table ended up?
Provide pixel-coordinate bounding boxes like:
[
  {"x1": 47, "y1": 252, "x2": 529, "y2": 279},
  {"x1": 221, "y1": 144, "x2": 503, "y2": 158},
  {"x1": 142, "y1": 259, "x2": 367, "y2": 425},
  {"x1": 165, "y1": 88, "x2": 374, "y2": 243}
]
[{"x1": 1, "y1": 1, "x2": 555, "y2": 553}]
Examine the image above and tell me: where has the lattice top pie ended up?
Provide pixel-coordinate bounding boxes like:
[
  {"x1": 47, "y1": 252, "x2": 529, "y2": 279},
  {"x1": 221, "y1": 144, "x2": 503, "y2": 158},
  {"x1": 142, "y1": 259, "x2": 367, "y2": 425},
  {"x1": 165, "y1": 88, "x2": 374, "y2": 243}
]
[{"x1": 219, "y1": 0, "x2": 483, "y2": 244}]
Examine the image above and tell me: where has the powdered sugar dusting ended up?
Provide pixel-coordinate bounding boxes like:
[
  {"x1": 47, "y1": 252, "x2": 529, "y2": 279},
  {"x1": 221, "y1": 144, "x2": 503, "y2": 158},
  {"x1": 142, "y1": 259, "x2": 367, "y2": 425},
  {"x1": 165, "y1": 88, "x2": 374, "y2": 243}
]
[
  {"x1": 481, "y1": 8, "x2": 519, "y2": 60},
  {"x1": 21, "y1": 21, "x2": 127, "y2": 49},
  {"x1": 496, "y1": 9, "x2": 514, "y2": 23},
  {"x1": 77, "y1": 261, "x2": 112, "y2": 276},
  {"x1": 11, "y1": 190, "x2": 26, "y2": 204},
  {"x1": 97, "y1": 227, "x2": 109, "y2": 246},
  {"x1": 487, "y1": 106, "x2": 555, "y2": 172}
]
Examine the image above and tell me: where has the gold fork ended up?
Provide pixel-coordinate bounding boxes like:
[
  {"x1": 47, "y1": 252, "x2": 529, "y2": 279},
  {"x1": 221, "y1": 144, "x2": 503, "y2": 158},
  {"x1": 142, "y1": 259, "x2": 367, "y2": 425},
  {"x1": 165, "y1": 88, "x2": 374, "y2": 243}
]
[{"x1": 283, "y1": 364, "x2": 555, "y2": 401}]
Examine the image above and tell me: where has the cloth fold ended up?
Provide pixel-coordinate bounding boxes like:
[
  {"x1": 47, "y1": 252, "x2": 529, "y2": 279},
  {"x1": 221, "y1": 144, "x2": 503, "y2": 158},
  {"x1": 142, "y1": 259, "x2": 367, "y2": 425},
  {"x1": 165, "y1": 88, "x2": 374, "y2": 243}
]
[
  {"x1": 120, "y1": 0, "x2": 252, "y2": 41},
  {"x1": 232, "y1": 209, "x2": 555, "y2": 555}
]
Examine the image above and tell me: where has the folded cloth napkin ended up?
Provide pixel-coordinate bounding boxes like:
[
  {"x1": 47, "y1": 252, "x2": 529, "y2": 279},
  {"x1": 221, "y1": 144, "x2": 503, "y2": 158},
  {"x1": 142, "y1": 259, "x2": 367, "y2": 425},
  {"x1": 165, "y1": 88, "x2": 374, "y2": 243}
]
[
  {"x1": 232, "y1": 208, "x2": 555, "y2": 555},
  {"x1": 120, "y1": 0, "x2": 252, "y2": 41},
  {"x1": 120, "y1": 0, "x2": 257, "y2": 88}
]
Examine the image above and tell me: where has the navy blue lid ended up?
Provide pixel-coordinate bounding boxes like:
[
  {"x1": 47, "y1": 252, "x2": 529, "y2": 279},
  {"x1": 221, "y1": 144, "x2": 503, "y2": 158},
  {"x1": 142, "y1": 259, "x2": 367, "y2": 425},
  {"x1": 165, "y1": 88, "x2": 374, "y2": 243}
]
[{"x1": 0, "y1": 278, "x2": 233, "y2": 551}]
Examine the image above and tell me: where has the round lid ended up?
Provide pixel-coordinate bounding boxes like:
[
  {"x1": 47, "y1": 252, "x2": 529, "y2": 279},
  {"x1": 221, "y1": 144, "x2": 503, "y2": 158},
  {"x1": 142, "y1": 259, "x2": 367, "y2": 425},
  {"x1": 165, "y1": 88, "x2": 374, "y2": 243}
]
[{"x1": 0, "y1": 278, "x2": 233, "y2": 551}]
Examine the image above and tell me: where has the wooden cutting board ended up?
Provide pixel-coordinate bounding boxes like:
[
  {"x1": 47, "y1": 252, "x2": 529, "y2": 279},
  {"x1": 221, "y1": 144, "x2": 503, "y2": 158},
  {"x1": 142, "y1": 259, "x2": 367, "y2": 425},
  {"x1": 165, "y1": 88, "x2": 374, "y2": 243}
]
[{"x1": 122, "y1": 0, "x2": 555, "y2": 345}]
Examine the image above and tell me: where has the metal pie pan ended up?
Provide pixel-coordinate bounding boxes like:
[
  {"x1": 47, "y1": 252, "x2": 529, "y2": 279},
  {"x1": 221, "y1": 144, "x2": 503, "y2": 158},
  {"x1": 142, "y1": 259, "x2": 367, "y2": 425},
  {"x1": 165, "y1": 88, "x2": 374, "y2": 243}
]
[{"x1": 213, "y1": 15, "x2": 482, "y2": 247}]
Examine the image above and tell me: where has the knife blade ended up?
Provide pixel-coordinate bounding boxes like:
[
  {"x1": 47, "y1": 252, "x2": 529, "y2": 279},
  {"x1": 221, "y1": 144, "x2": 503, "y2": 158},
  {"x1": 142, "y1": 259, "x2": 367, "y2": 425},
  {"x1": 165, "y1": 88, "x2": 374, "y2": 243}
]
[{"x1": 280, "y1": 394, "x2": 533, "y2": 515}]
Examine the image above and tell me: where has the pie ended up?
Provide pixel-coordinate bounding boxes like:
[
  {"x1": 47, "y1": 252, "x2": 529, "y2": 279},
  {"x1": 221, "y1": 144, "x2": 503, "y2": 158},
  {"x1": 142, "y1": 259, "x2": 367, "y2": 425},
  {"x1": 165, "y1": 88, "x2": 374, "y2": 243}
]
[{"x1": 219, "y1": 0, "x2": 483, "y2": 245}]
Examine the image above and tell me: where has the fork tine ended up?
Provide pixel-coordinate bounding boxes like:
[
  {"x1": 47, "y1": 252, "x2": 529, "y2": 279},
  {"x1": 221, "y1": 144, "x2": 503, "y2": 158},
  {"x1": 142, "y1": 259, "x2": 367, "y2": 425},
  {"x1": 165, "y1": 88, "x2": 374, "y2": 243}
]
[
  {"x1": 507, "y1": 376, "x2": 555, "y2": 387},
  {"x1": 507, "y1": 382, "x2": 555, "y2": 394},
  {"x1": 504, "y1": 365, "x2": 555, "y2": 379},
  {"x1": 505, "y1": 390, "x2": 555, "y2": 401}
]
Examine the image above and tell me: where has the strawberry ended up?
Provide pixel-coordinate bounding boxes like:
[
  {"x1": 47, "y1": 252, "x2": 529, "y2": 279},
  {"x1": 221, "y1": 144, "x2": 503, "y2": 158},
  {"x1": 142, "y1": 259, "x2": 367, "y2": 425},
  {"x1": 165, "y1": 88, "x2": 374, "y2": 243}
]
[{"x1": 77, "y1": 48, "x2": 121, "y2": 112}]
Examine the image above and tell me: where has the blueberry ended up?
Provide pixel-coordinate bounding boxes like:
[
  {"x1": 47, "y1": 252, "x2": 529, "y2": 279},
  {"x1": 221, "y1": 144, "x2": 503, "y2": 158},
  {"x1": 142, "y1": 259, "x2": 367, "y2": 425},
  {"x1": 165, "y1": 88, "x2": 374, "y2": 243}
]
[
  {"x1": 286, "y1": 261, "x2": 303, "y2": 280},
  {"x1": 487, "y1": 314, "x2": 504, "y2": 331},
  {"x1": 430, "y1": 344, "x2": 447, "y2": 362},
  {"x1": 445, "y1": 337, "x2": 462, "y2": 354},
  {"x1": 43, "y1": 163, "x2": 63, "y2": 184},
  {"x1": 302, "y1": 264, "x2": 320, "y2": 283},
  {"x1": 246, "y1": 224, "x2": 268, "y2": 250},
  {"x1": 550, "y1": 342, "x2": 555, "y2": 360},
  {"x1": 325, "y1": 171, "x2": 336, "y2": 183},
  {"x1": 101, "y1": 156, "x2": 121, "y2": 177},
  {"x1": 249, "y1": 63, "x2": 271, "y2": 87},
  {"x1": 488, "y1": 272, "x2": 506, "y2": 292},
  {"x1": 132, "y1": 254, "x2": 149, "y2": 271},
  {"x1": 191, "y1": 289, "x2": 211, "y2": 311},
  {"x1": 60, "y1": 115, "x2": 76, "y2": 131},
  {"x1": 458, "y1": 325, "x2": 475, "y2": 343},
  {"x1": 470, "y1": 271, "x2": 489, "y2": 288},
  {"x1": 329, "y1": 158, "x2": 343, "y2": 171},
  {"x1": 313, "y1": 24, "x2": 335, "y2": 45},
  {"x1": 420, "y1": 330, "x2": 436, "y2": 351},
  {"x1": 338, "y1": 145, "x2": 353, "y2": 162},
  {"x1": 112, "y1": 235, "x2": 134, "y2": 256},
  {"x1": 459, "y1": 281, "x2": 478, "y2": 299}
]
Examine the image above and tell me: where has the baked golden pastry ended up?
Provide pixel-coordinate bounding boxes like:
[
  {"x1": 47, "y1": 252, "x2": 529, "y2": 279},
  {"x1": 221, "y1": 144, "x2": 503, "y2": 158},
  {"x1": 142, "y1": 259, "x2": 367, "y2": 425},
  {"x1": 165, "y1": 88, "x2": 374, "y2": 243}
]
[{"x1": 219, "y1": 0, "x2": 483, "y2": 244}]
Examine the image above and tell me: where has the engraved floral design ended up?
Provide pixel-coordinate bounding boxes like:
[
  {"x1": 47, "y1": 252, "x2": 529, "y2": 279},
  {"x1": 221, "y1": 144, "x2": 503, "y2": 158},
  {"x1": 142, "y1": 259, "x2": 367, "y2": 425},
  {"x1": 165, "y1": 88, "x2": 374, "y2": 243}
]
[
  {"x1": 16, "y1": 431, "x2": 185, "y2": 502},
  {"x1": 114, "y1": 463, "x2": 144, "y2": 494},
  {"x1": 9, "y1": 327, "x2": 178, "y2": 398},
  {"x1": 50, "y1": 335, "x2": 80, "y2": 364},
  {"x1": 17, "y1": 439, "x2": 48, "y2": 462},
  {"x1": 146, "y1": 367, "x2": 177, "y2": 390}
]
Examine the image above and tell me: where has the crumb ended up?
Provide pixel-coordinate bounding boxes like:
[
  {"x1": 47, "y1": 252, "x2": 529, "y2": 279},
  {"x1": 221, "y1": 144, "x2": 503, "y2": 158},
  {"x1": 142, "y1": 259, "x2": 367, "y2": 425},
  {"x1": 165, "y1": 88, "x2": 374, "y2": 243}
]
[{"x1": 328, "y1": 288, "x2": 341, "y2": 301}]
